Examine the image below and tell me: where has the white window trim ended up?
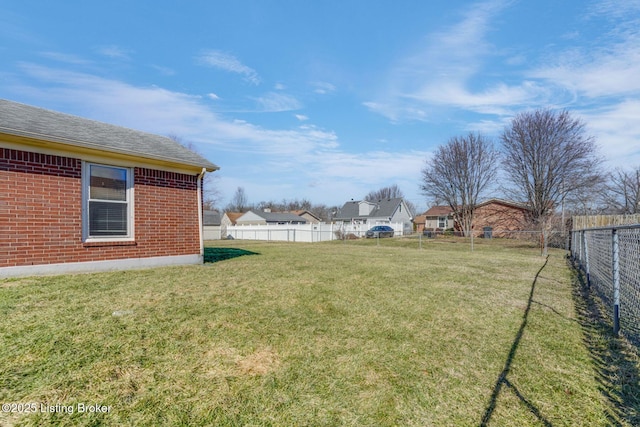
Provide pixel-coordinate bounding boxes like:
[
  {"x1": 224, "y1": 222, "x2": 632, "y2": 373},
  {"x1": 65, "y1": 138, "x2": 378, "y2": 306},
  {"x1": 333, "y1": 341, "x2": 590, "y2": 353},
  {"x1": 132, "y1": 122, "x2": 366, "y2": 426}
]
[{"x1": 82, "y1": 161, "x2": 135, "y2": 242}]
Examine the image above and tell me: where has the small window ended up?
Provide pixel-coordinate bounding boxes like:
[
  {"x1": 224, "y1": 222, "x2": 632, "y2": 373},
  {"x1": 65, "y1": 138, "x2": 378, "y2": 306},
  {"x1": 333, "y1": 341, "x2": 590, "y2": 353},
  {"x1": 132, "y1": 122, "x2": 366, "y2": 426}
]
[
  {"x1": 83, "y1": 163, "x2": 133, "y2": 240},
  {"x1": 438, "y1": 216, "x2": 447, "y2": 229}
]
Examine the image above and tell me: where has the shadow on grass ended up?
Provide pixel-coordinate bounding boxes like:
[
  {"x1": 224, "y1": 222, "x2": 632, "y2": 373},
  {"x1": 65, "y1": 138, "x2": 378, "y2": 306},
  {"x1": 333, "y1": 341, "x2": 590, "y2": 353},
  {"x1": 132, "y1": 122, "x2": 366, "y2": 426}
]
[
  {"x1": 569, "y1": 259, "x2": 640, "y2": 426},
  {"x1": 480, "y1": 256, "x2": 552, "y2": 427},
  {"x1": 204, "y1": 247, "x2": 259, "y2": 263}
]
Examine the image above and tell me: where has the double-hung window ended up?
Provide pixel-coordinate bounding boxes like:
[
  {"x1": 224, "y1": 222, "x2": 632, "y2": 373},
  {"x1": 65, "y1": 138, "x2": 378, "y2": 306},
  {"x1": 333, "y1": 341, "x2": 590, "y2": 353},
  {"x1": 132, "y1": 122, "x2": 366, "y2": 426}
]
[
  {"x1": 438, "y1": 216, "x2": 447, "y2": 229},
  {"x1": 83, "y1": 163, "x2": 133, "y2": 240}
]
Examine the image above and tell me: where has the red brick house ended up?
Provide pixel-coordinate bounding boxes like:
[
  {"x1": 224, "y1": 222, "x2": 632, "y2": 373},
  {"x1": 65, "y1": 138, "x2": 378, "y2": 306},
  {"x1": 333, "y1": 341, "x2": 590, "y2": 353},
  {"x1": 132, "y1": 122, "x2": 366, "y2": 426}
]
[
  {"x1": 417, "y1": 199, "x2": 530, "y2": 237},
  {"x1": 1, "y1": 99, "x2": 218, "y2": 277},
  {"x1": 473, "y1": 199, "x2": 529, "y2": 237}
]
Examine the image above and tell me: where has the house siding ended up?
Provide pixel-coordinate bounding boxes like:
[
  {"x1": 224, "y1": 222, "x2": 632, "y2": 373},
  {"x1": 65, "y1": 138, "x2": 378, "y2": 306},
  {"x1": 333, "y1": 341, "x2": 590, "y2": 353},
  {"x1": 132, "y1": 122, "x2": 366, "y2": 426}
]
[
  {"x1": 334, "y1": 198, "x2": 414, "y2": 235},
  {"x1": 1, "y1": 148, "x2": 200, "y2": 269}
]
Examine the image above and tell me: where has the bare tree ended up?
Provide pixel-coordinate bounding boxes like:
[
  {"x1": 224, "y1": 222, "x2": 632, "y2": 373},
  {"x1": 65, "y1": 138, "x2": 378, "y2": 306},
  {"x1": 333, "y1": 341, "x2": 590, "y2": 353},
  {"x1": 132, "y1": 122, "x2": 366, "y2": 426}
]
[
  {"x1": 283, "y1": 198, "x2": 312, "y2": 211},
  {"x1": 563, "y1": 180, "x2": 609, "y2": 216},
  {"x1": 364, "y1": 185, "x2": 404, "y2": 201},
  {"x1": 311, "y1": 204, "x2": 341, "y2": 222},
  {"x1": 364, "y1": 185, "x2": 416, "y2": 217},
  {"x1": 168, "y1": 134, "x2": 221, "y2": 209},
  {"x1": 253, "y1": 198, "x2": 336, "y2": 221},
  {"x1": 420, "y1": 132, "x2": 498, "y2": 236},
  {"x1": 500, "y1": 109, "x2": 602, "y2": 225},
  {"x1": 226, "y1": 187, "x2": 250, "y2": 212},
  {"x1": 604, "y1": 166, "x2": 640, "y2": 214},
  {"x1": 200, "y1": 174, "x2": 222, "y2": 210},
  {"x1": 256, "y1": 198, "x2": 313, "y2": 212}
]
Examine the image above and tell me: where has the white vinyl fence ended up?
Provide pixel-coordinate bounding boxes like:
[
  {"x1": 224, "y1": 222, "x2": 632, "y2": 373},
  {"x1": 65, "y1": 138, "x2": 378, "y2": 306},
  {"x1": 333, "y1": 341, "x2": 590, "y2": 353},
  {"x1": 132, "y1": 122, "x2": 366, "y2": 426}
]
[
  {"x1": 224, "y1": 222, "x2": 405, "y2": 243},
  {"x1": 203, "y1": 226, "x2": 222, "y2": 240}
]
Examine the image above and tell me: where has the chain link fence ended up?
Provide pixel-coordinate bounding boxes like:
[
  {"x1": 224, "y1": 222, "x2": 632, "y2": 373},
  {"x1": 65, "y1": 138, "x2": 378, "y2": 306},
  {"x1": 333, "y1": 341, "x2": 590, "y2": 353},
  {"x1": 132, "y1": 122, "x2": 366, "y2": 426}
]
[{"x1": 571, "y1": 225, "x2": 640, "y2": 348}]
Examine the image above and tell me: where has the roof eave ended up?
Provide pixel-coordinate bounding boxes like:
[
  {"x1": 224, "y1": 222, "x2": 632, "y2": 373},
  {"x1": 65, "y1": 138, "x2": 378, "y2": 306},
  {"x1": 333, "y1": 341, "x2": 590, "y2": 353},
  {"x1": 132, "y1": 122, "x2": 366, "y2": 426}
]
[{"x1": 0, "y1": 129, "x2": 219, "y2": 172}]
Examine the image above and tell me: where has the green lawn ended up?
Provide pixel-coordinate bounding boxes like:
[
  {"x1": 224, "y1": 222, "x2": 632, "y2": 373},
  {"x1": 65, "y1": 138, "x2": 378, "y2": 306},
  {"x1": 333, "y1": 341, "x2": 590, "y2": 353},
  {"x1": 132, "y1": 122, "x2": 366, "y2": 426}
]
[{"x1": 1, "y1": 238, "x2": 638, "y2": 426}]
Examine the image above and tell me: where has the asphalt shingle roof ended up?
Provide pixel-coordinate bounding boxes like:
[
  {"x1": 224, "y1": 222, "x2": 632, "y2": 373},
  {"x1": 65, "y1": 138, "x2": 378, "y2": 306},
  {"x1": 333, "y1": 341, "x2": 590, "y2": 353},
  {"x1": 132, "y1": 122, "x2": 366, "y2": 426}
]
[
  {"x1": 223, "y1": 212, "x2": 244, "y2": 225},
  {"x1": 203, "y1": 210, "x2": 221, "y2": 226},
  {"x1": 334, "y1": 198, "x2": 405, "y2": 220},
  {"x1": 0, "y1": 99, "x2": 218, "y2": 171},
  {"x1": 423, "y1": 205, "x2": 454, "y2": 216},
  {"x1": 253, "y1": 211, "x2": 307, "y2": 223}
]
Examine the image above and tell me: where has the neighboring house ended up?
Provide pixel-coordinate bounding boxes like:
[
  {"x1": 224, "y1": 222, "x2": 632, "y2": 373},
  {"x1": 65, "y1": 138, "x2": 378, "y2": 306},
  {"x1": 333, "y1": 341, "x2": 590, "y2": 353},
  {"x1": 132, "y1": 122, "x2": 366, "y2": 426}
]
[
  {"x1": 473, "y1": 199, "x2": 529, "y2": 237},
  {"x1": 220, "y1": 212, "x2": 243, "y2": 238},
  {"x1": 203, "y1": 210, "x2": 222, "y2": 240},
  {"x1": 334, "y1": 198, "x2": 414, "y2": 234},
  {"x1": 421, "y1": 205, "x2": 456, "y2": 231},
  {"x1": 420, "y1": 199, "x2": 530, "y2": 237},
  {"x1": 288, "y1": 209, "x2": 321, "y2": 224},
  {"x1": 222, "y1": 212, "x2": 243, "y2": 226},
  {"x1": 0, "y1": 99, "x2": 218, "y2": 277},
  {"x1": 235, "y1": 210, "x2": 308, "y2": 225},
  {"x1": 412, "y1": 214, "x2": 426, "y2": 233}
]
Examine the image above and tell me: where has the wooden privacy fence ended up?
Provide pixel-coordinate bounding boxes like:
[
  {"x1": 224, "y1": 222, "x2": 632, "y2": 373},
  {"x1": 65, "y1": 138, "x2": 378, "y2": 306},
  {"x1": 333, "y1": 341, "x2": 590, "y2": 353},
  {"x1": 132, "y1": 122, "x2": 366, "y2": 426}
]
[{"x1": 573, "y1": 214, "x2": 640, "y2": 230}]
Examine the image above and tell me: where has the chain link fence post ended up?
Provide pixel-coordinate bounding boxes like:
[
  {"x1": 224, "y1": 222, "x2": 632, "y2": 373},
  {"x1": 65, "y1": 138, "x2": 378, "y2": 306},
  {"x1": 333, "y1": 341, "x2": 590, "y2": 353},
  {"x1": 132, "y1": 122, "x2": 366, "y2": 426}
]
[
  {"x1": 612, "y1": 228, "x2": 620, "y2": 335},
  {"x1": 583, "y1": 230, "x2": 590, "y2": 288}
]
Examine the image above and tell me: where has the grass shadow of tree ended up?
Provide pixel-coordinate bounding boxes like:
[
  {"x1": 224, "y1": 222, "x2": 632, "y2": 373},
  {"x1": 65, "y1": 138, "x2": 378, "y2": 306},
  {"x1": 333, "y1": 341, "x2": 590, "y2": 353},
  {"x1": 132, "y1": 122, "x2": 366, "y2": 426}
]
[
  {"x1": 569, "y1": 258, "x2": 640, "y2": 426},
  {"x1": 204, "y1": 247, "x2": 259, "y2": 263},
  {"x1": 480, "y1": 257, "x2": 553, "y2": 426}
]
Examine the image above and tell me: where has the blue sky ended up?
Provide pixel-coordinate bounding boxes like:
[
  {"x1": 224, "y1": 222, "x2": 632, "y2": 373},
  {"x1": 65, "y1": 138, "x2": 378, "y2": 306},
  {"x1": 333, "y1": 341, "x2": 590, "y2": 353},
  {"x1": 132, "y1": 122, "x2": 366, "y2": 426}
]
[{"x1": 2, "y1": 0, "x2": 639, "y2": 211}]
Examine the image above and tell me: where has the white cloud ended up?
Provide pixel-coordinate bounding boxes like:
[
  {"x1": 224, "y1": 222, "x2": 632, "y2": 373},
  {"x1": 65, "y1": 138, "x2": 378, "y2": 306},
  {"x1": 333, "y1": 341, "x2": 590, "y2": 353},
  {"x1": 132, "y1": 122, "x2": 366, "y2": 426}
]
[
  {"x1": 580, "y1": 100, "x2": 640, "y2": 167},
  {"x1": 39, "y1": 51, "x2": 92, "y2": 66},
  {"x1": 151, "y1": 64, "x2": 176, "y2": 76},
  {"x1": 232, "y1": 148, "x2": 432, "y2": 206},
  {"x1": 408, "y1": 80, "x2": 547, "y2": 115},
  {"x1": 530, "y1": 32, "x2": 640, "y2": 99},
  {"x1": 6, "y1": 63, "x2": 431, "y2": 205},
  {"x1": 197, "y1": 50, "x2": 260, "y2": 85},
  {"x1": 363, "y1": 0, "x2": 640, "y2": 164},
  {"x1": 364, "y1": 0, "x2": 534, "y2": 121},
  {"x1": 585, "y1": 0, "x2": 640, "y2": 20},
  {"x1": 465, "y1": 116, "x2": 512, "y2": 136},
  {"x1": 251, "y1": 92, "x2": 301, "y2": 112},
  {"x1": 11, "y1": 64, "x2": 315, "y2": 151},
  {"x1": 312, "y1": 81, "x2": 336, "y2": 94},
  {"x1": 295, "y1": 114, "x2": 308, "y2": 121},
  {"x1": 96, "y1": 45, "x2": 132, "y2": 60},
  {"x1": 311, "y1": 150, "x2": 429, "y2": 185},
  {"x1": 207, "y1": 92, "x2": 220, "y2": 100}
]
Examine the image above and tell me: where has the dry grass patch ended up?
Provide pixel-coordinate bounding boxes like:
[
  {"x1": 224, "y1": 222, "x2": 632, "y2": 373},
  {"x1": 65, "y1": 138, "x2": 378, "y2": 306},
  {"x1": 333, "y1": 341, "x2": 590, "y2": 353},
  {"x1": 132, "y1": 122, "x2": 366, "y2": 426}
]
[
  {"x1": 236, "y1": 347, "x2": 281, "y2": 376},
  {"x1": 203, "y1": 346, "x2": 280, "y2": 378}
]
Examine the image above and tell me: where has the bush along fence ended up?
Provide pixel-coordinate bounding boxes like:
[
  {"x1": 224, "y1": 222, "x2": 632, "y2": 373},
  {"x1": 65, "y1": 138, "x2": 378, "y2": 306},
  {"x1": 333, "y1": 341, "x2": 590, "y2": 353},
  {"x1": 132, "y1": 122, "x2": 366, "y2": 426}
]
[{"x1": 571, "y1": 224, "x2": 640, "y2": 348}]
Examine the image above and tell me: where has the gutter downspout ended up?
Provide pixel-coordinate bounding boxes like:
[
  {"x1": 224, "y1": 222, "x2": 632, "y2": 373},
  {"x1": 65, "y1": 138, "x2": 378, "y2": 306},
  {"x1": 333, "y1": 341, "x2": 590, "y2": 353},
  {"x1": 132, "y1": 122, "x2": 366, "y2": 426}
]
[{"x1": 197, "y1": 168, "x2": 206, "y2": 263}]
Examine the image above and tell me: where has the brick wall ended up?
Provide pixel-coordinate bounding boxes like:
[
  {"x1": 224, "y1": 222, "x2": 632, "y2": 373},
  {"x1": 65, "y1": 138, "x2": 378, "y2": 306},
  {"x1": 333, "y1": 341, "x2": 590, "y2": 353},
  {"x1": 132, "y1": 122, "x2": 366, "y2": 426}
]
[
  {"x1": 473, "y1": 202, "x2": 528, "y2": 237},
  {"x1": 1, "y1": 148, "x2": 200, "y2": 268}
]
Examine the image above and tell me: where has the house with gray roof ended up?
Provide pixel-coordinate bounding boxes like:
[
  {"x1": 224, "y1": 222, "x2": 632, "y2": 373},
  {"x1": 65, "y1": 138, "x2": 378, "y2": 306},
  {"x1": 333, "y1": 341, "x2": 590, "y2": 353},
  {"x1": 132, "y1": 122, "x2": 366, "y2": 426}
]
[
  {"x1": 288, "y1": 209, "x2": 321, "y2": 224},
  {"x1": 235, "y1": 210, "x2": 308, "y2": 225},
  {"x1": 334, "y1": 198, "x2": 414, "y2": 234},
  {"x1": 0, "y1": 99, "x2": 218, "y2": 277}
]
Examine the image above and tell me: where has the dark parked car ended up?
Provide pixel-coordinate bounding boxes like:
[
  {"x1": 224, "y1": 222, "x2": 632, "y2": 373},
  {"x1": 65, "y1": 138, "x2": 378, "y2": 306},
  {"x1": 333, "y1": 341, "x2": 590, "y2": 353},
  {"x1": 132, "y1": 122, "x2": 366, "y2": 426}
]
[{"x1": 365, "y1": 225, "x2": 395, "y2": 238}]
